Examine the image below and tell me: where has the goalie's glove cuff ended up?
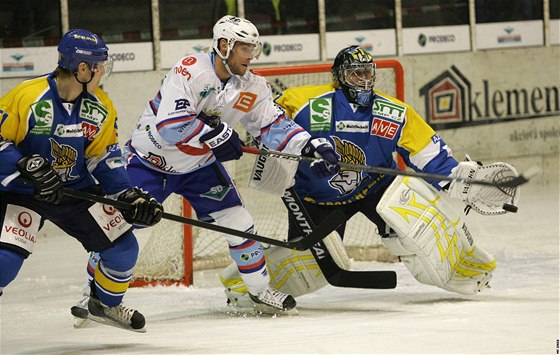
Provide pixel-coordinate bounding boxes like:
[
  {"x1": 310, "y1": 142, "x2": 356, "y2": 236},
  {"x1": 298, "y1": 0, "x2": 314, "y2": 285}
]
[
  {"x1": 302, "y1": 137, "x2": 340, "y2": 179},
  {"x1": 17, "y1": 154, "x2": 64, "y2": 204},
  {"x1": 117, "y1": 187, "x2": 163, "y2": 226},
  {"x1": 447, "y1": 160, "x2": 520, "y2": 215},
  {"x1": 200, "y1": 122, "x2": 243, "y2": 162}
]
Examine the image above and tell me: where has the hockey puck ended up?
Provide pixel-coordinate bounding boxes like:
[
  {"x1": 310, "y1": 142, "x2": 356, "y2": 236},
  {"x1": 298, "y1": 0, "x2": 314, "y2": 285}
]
[{"x1": 502, "y1": 204, "x2": 518, "y2": 213}]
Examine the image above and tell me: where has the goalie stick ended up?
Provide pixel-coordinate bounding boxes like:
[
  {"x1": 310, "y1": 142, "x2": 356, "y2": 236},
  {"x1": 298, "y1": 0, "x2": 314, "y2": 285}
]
[
  {"x1": 62, "y1": 188, "x2": 345, "y2": 251},
  {"x1": 282, "y1": 187, "x2": 397, "y2": 289},
  {"x1": 242, "y1": 146, "x2": 534, "y2": 189}
]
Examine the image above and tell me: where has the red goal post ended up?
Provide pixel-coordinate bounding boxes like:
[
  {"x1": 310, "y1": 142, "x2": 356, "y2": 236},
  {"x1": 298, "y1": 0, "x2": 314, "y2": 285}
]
[{"x1": 130, "y1": 59, "x2": 405, "y2": 287}]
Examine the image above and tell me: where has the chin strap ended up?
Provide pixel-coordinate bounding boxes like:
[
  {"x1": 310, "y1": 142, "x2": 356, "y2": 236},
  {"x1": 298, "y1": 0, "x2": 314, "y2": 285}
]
[
  {"x1": 73, "y1": 71, "x2": 95, "y2": 96},
  {"x1": 221, "y1": 57, "x2": 235, "y2": 77}
]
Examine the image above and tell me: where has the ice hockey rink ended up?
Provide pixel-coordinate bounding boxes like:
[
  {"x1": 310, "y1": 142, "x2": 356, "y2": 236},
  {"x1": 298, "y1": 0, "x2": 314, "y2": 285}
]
[{"x1": 0, "y1": 174, "x2": 558, "y2": 354}]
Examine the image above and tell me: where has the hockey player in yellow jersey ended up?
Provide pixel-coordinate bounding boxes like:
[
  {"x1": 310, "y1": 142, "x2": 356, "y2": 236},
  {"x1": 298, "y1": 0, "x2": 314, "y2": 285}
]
[{"x1": 0, "y1": 29, "x2": 163, "y2": 332}]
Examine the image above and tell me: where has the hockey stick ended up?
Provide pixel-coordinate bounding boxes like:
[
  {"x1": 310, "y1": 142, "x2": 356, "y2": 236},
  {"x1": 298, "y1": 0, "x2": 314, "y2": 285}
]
[
  {"x1": 242, "y1": 146, "x2": 532, "y2": 189},
  {"x1": 282, "y1": 187, "x2": 397, "y2": 289},
  {"x1": 62, "y1": 188, "x2": 345, "y2": 251}
]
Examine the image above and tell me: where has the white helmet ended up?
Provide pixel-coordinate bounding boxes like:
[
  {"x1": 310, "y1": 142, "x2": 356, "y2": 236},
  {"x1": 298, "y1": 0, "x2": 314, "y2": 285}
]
[{"x1": 212, "y1": 15, "x2": 262, "y2": 60}]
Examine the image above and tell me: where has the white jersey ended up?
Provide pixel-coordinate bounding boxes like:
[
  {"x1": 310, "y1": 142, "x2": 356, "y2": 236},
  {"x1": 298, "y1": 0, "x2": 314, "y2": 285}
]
[{"x1": 129, "y1": 52, "x2": 311, "y2": 174}]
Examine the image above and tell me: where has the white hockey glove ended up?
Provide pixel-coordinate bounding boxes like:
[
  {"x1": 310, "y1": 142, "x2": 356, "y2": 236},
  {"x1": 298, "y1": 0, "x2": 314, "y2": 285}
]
[
  {"x1": 378, "y1": 176, "x2": 496, "y2": 295},
  {"x1": 447, "y1": 160, "x2": 520, "y2": 215}
]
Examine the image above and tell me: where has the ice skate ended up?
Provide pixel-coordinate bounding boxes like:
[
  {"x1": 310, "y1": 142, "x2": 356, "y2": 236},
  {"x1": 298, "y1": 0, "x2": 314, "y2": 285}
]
[
  {"x1": 71, "y1": 295, "x2": 90, "y2": 328},
  {"x1": 87, "y1": 295, "x2": 146, "y2": 333},
  {"x1": 249, "y1": 285, "x2": 298, "y2": 315}
]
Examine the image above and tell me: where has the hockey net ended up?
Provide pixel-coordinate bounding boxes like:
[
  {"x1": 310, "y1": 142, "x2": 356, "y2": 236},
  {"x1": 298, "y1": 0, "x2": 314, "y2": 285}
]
[{"x1": 131, "y1": 60, "x2": 404, "y2": 286}]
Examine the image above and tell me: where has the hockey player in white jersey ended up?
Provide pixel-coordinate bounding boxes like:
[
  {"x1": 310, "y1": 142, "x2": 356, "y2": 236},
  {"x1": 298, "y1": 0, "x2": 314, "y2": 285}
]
[{"x1": 71, "y1": 15, "x2": 339, "y2": 321}]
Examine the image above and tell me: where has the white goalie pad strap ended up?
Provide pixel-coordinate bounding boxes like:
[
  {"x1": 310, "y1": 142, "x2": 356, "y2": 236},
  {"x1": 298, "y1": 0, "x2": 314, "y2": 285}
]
[
  {"x1": 266, "y1": 247, "x2": 328, "y2": 298},
  {"x1": 377, "y1": 176, "x2": 496, "y2": 295},
  {"x1": 0, "y1": 204, "x2": 42, "y2": 254},
  {"x1": 447, "y1": 161, "x2": 520, "y2": 215},
  {"x1": 248, "y1": 153, "x2": 298, "y2": 196}
]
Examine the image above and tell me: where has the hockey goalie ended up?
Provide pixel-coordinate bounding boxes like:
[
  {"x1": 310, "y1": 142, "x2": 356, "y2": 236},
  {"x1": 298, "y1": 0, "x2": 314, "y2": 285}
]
[{"x1": 220, "y1": 152, "x2": 520, "y2": 307}]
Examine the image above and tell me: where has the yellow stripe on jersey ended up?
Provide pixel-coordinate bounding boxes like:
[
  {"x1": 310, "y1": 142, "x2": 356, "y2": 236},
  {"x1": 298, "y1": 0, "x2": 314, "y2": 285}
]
[
  {"x1": 275, "y1": 84, "x2": 335, "y2": 118},
  {"x1": 0, "y1": 75, "x2": 49, "y2": 145},
  {"x1": 396, "y1": 102, "x2": 436, "y2": 157}
]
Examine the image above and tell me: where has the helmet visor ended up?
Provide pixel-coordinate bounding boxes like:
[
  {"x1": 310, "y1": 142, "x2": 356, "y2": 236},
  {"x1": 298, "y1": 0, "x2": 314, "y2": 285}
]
[
  {"x1": 343, "y1": 63, "x2": 375, "y2": 91},
  {"x1": 232, "y1": 42, "x2": 262, "y2": 59},
  {"x1": 93, "y1": 57, "x2": 113, "y2": 77}
]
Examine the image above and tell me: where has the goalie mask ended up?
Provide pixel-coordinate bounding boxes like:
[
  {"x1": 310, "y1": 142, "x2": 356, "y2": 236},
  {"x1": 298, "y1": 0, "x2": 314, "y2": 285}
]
[
  {"x1": 212, "y1": 16, "x2": 263, "y2": 62},
  {"x1": 331, "y1": 46, "x2": 376, "y2": 106},
  {"x1": 58, "y1": 29, "x2": 113, "y2": 76}
]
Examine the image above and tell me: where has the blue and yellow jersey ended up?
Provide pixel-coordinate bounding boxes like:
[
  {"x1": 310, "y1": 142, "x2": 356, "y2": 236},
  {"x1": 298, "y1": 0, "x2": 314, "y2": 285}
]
[
  {"x1": 0, "y1": 72, "x2": 132, "y2": 195},
  {"x1": 275, "y1": 84, "x2": 458, "y2": 205}
]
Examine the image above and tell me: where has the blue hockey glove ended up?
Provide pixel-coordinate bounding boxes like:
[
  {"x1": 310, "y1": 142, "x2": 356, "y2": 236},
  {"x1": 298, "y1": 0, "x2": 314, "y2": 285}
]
[
  {"x1": 200, "y1": 122, "x2": 243, "y2": 162},
  {"x1": 17, "y1": 154, "x2": 64, "y2": 204},
  {"x1": 117, "y1": 188, "x2": 163, "y2": 226},
  {"x1": 302, "y1": 138, "x2": 340, "y2": 179}
]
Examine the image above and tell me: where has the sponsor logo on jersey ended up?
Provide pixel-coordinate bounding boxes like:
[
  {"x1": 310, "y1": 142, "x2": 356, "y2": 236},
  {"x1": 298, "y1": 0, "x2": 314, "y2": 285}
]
[
  {"x1": 145, "y1": 126, "x2": 163, "y2": 149},
  {"x1": 309, "y1": 97, "x2": 332, "y2": 131},
  {"x1": 54, "y1": 123, "x2": 83, "y2": 137},
  {"x1": 145, "y1": 152, "x2": 177, "y2": 173},
  {"x1": 200, "y1": 185, "x2": 231, "y2": 201},
  {"x1": 233, "y1": 92, "x2": 257, "y2": 112},
  {"x1": 370, "y1": 118, "x2": 399, "y2": 139},
  {"x1": 80, "y1": 99, "x2": 108, "y2": 125},
  {"x1": 373, "y1": 100, "x2": 406, "y2": 122},
  {"x1": 174, "y1": 98, "x2": 190, "y2": 110},
  {"x1": 431, "y1": 133, "x2": 442, "y2": 144},
  {"x1": 335, "y1": 120, "x2": 370, "y2": 133},
  {"x1": 174, "y1": 65, "x2": 192, "y2": 79},
  {"x1": 29, "y1": 100, "x2": 54, "y2": 135},
  {"x1": 82, "y1": 121, "x2": 98, "y2": 140},
  {"x1": 182, "y1": 56, "x2": 197, "y2": 66}
]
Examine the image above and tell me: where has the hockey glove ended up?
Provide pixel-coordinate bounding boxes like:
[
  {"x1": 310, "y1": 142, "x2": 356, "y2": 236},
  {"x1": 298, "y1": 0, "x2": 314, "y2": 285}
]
[
  {"x1": 302, "y1": 138, "x2": 340, "y2": 179},
  {"x1": 117, "y1": 187, "x2": 163, "y2": 226},
  {"x1": 17, "y1": 154, "x2": 64, "y2": 204},
  {"x1": 447, "y1": 160, "x2": 520, "y2": 215},
  {"x1": 200, "y1": 122, "x2": 243, "y2": 162}
]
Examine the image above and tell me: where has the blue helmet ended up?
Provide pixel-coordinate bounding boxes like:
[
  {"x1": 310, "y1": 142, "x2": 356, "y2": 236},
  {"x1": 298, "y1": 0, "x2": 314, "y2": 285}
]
[{"x1": 57, "y1": 29, "x2": 109, "y2": 72}]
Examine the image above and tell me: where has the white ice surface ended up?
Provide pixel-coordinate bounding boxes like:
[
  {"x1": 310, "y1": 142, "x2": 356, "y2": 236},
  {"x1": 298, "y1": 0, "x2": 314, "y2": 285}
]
[{"x1": 0, "y1": 183, "x2": 558, "y2": 354}]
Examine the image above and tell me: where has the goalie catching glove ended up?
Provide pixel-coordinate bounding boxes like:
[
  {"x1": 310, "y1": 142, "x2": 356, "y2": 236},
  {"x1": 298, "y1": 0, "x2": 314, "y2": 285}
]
[
  {"x1": 200, "y1": 122, "x2": 243, "y2": 162},
  {"x1": 17, "y1": 154, "x2": 64, "y2": 204},
  {"x1": 447, "y1": 160, "x2": 520, "y2": 215},
  {"x1": 117, "y1": 187, "x2": 163, "y2": 226},
  {"x1": 301, "y1": 137, "x2": 340, "y2": 179}
]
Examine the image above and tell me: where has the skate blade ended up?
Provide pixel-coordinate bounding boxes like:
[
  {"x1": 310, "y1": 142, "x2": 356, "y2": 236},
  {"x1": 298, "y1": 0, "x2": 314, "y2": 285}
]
[
  {"x1": 87, "y1": 314, "x2": 147, "y2": 333},
  {"x1": 252, "y1": 303, "x2": 299, "y2": 316},
  {"x1": 73, "y1": 316, "x2": 91, "y2": 328},
  {"x1": 225, "y1": 303, "x2": 298, "y2": 317}
]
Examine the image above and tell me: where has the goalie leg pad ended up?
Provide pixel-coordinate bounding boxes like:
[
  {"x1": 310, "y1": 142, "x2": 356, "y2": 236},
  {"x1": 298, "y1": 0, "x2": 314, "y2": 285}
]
[
  {"x1": 377, "y1": 176, "x2": 496, "y2": 295},
  {"x1": 219, "y1": 231, "x2": 352, "y2": 300}
]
